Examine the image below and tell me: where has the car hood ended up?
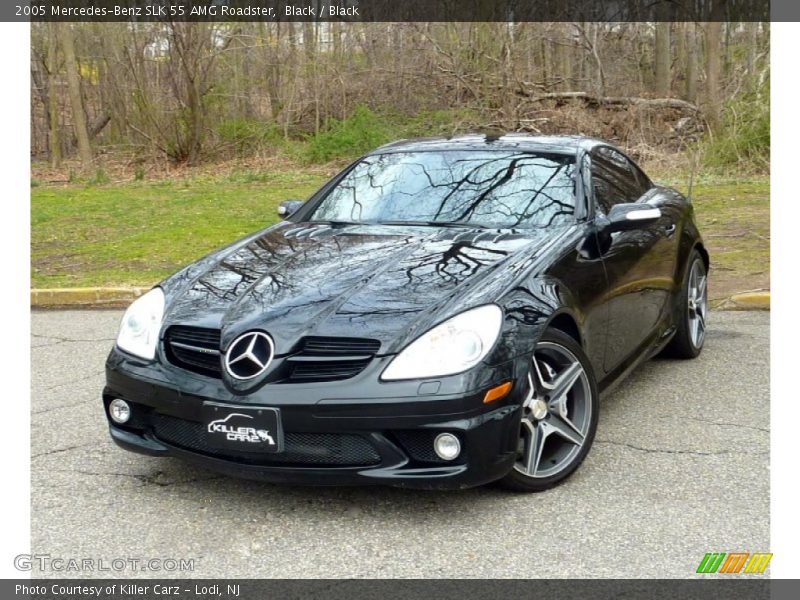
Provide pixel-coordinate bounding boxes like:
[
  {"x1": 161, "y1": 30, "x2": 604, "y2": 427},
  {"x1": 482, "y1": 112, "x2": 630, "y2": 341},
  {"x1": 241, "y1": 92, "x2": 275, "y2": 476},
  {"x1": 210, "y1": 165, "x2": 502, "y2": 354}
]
[{"x1": 160, "y1": 222, "x2": 568, "y2": 354}]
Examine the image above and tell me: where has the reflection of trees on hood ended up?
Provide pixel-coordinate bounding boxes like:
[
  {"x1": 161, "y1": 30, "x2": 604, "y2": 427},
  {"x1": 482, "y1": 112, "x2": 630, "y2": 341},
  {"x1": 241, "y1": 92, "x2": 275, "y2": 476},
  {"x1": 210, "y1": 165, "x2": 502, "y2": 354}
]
[
  {"x1": 166, "y1": 221, "x2": 548, "y2": 332},
  {"x1": 189, "y1": 235, "x2": 300, "y2": 302},
  {"x1": 403, "y1": 242, "x2": 509, "y2": 287}
]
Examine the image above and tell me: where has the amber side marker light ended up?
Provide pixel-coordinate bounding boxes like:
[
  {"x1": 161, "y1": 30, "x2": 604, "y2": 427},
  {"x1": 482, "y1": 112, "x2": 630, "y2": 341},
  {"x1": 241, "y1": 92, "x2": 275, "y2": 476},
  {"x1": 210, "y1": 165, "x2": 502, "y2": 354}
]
[{"x1": 483, "y1": 381, "x2": 512, "y2": 404}]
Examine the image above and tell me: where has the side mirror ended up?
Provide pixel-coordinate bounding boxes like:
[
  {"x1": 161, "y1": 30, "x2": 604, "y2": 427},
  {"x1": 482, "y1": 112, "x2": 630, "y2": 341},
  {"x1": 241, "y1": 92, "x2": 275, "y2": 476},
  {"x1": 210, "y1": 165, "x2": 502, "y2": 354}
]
[
  {"x1": 600, "y1": 203, "x2": 661, "y2": 233},
  {"x1": 277, "y1": 199, "x2": 304, "y2": 219}
]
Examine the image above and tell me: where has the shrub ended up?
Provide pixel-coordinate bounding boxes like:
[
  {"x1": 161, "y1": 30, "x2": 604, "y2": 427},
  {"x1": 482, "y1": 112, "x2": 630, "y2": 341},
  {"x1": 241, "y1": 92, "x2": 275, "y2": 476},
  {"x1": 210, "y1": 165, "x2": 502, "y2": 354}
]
[
  {"x1": 702, "y1": 80, "x2": 770, "y2": 173},
  {"x1": 305, "y1": 105, "x2": 391, "y2": 163},
  {"x1": 217, "y1": 118, "x2": 283, "y2": 156},
  {"x1": 89, "y1": 168, "x2": 110, "y2": 185}
]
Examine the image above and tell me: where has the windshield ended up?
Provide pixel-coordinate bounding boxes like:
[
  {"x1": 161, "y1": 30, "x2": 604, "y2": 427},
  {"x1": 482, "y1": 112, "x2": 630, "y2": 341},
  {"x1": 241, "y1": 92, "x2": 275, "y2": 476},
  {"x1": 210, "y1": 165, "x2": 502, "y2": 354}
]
[{"x1": 309, "y1": 150, "x2": 577, "y2": 229}]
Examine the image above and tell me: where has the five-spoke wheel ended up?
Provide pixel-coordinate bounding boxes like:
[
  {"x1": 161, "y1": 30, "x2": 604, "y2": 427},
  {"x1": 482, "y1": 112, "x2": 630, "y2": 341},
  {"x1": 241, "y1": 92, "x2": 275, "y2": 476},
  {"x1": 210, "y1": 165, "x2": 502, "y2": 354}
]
[
  {"x1": 687, "y1": 259, "x2": 708, "y2": 349},
  {"x1": 501, "y1": 329, "x2": 598, "y2": 492},
  {"x1": 663, "y1": 249, "x2": 708, "y2": 359}
]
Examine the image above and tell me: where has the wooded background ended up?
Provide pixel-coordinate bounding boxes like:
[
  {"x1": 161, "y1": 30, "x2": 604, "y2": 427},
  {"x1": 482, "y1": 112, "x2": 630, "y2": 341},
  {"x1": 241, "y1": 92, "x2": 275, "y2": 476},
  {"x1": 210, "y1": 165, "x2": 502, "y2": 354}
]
[{"x1": 30, "y1": 21, "x2": 770, "y2": 172}]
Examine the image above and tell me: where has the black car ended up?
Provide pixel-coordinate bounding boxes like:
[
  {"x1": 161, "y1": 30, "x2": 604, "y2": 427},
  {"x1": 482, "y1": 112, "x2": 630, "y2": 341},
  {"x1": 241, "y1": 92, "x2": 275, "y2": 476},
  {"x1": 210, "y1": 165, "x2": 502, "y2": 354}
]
[{"x1": 103, "y1": 134, "x2": 708, "y2": 492}]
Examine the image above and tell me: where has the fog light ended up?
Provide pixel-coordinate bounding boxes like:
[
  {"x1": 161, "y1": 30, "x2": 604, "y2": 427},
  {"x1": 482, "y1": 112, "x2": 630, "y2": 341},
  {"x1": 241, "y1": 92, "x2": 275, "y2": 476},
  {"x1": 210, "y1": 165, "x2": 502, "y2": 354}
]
[
  {"x1": 433, "y1": 433, "x2": 461, "y2": 461},
  {"x1": 108, "y1": 399, "x2": 131, "y2": 424}
]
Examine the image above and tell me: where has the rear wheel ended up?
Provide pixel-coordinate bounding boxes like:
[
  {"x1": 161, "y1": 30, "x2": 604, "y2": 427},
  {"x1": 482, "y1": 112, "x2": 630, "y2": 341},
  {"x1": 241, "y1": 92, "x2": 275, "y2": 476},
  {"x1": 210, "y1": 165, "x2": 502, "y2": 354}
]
[
  {"x1": 500, "y1": 329, "x2": 599, "y2": 492},
  {"x1": 662, "y1": 250, "x2": 708, "y2": 359}
]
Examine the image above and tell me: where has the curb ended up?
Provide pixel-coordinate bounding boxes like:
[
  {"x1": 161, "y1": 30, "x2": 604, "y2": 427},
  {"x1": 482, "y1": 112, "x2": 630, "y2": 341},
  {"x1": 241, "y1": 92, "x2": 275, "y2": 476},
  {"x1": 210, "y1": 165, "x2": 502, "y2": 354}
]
[
  {"x1": 31, "y1": 287, "x2": 149, "y2": 308},
  {"x1": 715, "y1": 291, "x2": 770, "y2": 311}
]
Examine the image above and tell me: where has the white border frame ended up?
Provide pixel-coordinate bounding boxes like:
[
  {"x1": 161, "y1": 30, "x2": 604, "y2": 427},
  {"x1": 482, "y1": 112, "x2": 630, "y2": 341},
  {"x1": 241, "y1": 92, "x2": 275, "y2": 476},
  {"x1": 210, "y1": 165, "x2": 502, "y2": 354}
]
[
  {"x1": 770, "y1": 22, "x2": 799, "y2": 579},
  {"x1": 1, "y1": 17, "x2": 797, "y2": 582},
  {"x1": 1, "y1": 21, "x2": 31, "y2": 579}
]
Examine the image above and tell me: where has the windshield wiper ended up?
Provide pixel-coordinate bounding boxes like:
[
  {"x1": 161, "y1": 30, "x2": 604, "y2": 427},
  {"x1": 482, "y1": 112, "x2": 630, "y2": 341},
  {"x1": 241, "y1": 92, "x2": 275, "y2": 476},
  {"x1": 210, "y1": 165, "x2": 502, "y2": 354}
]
[{"x1": 375, "y1": 220, "x2": 491, "y2": 229}]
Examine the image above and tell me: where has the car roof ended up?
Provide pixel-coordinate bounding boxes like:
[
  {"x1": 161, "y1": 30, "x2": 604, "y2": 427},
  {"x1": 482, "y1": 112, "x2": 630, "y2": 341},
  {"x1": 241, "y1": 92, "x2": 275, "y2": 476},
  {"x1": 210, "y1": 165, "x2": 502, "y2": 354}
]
[{"x1": 370, "y1": 134, "x2": 611, "y2": 156}]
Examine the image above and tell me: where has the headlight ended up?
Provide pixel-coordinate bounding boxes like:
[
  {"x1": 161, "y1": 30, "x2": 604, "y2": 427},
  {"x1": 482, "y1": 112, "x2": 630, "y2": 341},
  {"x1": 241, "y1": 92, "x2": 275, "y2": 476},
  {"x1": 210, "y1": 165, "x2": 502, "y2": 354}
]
[
  {"x1": 381, "y1": 305, "x2": 503, "y2": 380},
  {"x1": 116, "y1": 288, "x2": 165, "y2": 360}
]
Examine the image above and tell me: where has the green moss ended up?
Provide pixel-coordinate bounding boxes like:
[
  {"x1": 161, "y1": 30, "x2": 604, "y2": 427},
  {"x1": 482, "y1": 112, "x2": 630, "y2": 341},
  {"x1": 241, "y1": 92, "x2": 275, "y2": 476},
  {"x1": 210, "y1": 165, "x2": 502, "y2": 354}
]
[{"x1": 690, "y1": 179, "x2": 770, "y2": 295}]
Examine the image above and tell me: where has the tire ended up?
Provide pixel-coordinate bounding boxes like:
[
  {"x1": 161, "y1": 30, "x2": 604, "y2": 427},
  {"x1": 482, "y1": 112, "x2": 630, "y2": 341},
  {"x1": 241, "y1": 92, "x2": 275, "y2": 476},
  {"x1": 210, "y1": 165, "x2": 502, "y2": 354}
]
[
  {"x1": 499, "y1": 328, "x2": 599, "y2": 492},
  {"x1": 661, "y1": 249, "x2": 708, "y2": 359}
]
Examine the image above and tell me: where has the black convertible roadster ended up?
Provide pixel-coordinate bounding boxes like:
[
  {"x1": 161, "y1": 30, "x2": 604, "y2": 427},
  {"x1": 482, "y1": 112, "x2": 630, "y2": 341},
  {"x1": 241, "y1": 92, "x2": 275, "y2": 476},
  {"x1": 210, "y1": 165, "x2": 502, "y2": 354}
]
[{"x1": 103, "y1": 134, "x2": 708, "y2": 491}]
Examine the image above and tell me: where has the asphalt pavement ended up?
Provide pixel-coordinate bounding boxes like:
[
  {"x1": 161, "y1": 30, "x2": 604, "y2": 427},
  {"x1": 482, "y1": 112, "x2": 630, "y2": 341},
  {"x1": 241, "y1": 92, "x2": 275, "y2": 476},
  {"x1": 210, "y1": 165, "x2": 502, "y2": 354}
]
[{"x1": 31, "y1": 310, "x2": 769, "y2": 578}]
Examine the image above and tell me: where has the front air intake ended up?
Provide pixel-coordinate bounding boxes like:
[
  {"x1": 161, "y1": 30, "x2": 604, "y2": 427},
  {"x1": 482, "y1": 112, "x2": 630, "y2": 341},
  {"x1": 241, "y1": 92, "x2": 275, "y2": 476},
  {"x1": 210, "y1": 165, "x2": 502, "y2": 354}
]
[{"x1": 164, "y1": 326, "x2": 222, "y2": 378}]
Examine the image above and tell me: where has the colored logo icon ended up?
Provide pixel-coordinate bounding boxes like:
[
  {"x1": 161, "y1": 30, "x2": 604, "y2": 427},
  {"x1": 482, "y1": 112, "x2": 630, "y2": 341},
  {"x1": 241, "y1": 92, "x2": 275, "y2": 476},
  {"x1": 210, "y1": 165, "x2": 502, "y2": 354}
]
[{"x1": 696, "y1": 552, "x2": 772, "y2": 574}]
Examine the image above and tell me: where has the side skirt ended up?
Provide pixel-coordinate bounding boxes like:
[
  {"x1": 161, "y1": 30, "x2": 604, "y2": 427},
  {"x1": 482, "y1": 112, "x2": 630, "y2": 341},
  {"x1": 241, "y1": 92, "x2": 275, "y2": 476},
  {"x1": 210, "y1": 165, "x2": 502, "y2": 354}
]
[{"x1": 597, "y1": 322, "x2": 675, "y2": 399}]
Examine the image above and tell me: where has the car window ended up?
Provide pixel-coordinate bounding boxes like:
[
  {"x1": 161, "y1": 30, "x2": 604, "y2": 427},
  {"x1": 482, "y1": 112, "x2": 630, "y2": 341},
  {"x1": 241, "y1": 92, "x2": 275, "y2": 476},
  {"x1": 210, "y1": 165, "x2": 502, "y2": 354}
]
[
  {"x1": 591, "y1": 147, "x2": 652, "y2": 214},
  {"x1": 310, "y1": 150, "x2": 578, "y2": 229},
  {"x1": 612, "y1": 149, "x2": 651, "y2": 197},
  {"x1": 595, "y1": 146, "x2": 649, "y2": 202},
  {"x1": 627, "y1": 157, "x2": 652, "y2": 194},
  {"x1": 590, "y1": 153, "x2": 625, "y2": 215}
]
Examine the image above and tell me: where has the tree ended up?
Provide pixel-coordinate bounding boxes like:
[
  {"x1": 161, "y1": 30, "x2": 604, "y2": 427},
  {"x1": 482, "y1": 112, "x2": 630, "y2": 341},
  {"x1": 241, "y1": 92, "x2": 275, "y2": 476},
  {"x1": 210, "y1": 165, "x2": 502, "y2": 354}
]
[
  {"x1": 47, "y1": 23, "x2": 61, "y2": 168},
  {"x1": 705, "y1": 21, "x2": 723, "y2": 132},
  {"x1": 573, "y1": 22, "x2": 606, "y2": 96},
  {"x1": 654, "y1": 22, "x2": 671, "y2": 96},
  {"x1": 684, "y1": 23, "x2": 698, "y2": 103},
  {"x1": 58, "y1": 23, "x2": 92, "y2": 165},
  {"x1": 29, "y1": 20, "x2": 766, "y2": 165}
]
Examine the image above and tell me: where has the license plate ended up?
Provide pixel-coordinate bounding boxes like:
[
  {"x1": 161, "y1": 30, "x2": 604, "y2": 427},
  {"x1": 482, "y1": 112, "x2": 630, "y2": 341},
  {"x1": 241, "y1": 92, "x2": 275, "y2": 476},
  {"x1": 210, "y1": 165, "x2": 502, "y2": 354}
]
[{"x1": 202, "y1": 403, "x2": 283, "y2": 453}]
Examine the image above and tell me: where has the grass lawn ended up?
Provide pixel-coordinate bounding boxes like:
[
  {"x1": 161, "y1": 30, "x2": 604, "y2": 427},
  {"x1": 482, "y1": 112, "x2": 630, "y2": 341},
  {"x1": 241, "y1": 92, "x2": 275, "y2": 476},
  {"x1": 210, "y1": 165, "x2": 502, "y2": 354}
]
[
  {"x1": 664, "y1": 177, "x2": 770, "y2": 303},
  {"x1": 31, "y1": 170, "x2": 769, "y2": 302},
  {"x1": 31, "y1": 170, "x2": 327, "y2": 288}
]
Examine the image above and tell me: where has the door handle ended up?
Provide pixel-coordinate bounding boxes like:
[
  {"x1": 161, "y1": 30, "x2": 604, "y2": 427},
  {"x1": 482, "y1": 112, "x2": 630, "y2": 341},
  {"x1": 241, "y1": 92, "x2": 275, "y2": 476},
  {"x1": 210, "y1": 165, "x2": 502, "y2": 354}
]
[{"x1": 664, "y1": 223, "x2": 676, "y2": 236}]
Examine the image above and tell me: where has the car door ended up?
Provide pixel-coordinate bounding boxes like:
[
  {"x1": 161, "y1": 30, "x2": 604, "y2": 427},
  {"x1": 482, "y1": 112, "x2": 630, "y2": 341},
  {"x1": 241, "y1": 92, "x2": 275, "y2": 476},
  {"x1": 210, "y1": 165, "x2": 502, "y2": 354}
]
[{"x1": 590, "y1": 147, "x2": 674, "y2": 373}]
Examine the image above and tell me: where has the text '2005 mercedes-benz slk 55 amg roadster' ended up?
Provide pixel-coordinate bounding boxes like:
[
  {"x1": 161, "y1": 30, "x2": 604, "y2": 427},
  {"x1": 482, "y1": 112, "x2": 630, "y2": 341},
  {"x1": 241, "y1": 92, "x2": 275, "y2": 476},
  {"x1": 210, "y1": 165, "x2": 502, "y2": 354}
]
[{"x1": 103, "y1": 134, "x2": 708, "y2": 492}]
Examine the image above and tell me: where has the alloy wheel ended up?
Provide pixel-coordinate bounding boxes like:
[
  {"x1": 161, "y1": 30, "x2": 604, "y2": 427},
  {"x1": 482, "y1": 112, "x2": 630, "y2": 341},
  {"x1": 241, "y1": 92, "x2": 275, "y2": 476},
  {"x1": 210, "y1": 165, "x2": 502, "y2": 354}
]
[
  {"x1": 687, "y1": 259, "x2": 708, "y2": 348},
  {"x1": 513, "y1": 341, "x2": 593, "y2": 479}
]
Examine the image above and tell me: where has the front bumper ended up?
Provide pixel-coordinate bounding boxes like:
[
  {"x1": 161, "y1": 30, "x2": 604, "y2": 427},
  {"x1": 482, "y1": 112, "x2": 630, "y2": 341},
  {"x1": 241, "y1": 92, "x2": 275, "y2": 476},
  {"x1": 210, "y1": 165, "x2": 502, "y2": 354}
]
[{"x1": 103, "y1": 349, "x2": 525, "y2": 490}]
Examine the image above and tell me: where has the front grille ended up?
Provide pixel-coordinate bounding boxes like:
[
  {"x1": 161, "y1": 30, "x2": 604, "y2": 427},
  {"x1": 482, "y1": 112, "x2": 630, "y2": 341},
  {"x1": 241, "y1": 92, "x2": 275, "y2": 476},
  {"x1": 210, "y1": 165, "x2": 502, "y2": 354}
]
[
  {"x1": 163, "y1": 327, "x2": 381, "y2": 383},
  {"x1": 281, "y1": 336, "x2": 381, "y2": 383},
  {"x1": 300, "y1": 336, "x2": 381, "y2": 355},
  {"x1": 285, "y1": 358, "x2": 373, "y2": 382},
  {"x1": 164, "y1": 326, "x2": 222, "y2": 377},
  {"x1": 151, "y1": 414, "x2": 381, "y2": 466}
]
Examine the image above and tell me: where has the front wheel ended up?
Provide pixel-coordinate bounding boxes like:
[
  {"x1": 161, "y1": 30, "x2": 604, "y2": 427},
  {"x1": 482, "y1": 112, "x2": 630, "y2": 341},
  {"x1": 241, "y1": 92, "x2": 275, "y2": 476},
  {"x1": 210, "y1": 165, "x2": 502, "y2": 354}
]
[{"x1": 499, "y1": 329, "x2": 599, "y2": 492}]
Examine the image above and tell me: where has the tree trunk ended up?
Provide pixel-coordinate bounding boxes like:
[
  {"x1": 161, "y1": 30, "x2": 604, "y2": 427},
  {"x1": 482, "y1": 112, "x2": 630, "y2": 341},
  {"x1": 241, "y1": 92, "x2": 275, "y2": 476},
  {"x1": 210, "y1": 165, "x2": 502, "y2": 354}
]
[
  {"x1": 556, "y1": 31, "x2": 572, "y2": 91},
  {"x1": 705, "y1": 21, "x2": 723, "y2": 132},
  {"x1": 654, "y1": 22, "x2": 671, "y2": 96},
  {"x1": 574, "y1": 22, "x2": 606, "y2": 96},
  {"x1": 747, "y1": 22, "x2": 759, "y2": 91},
  {"x1": 59, "y1": 23, "x2": 92, "y2": 165},
  {"x1": 685, "y1": 23, "x2": 698, "y2": 103},
  {"x1": 593, "y1": 31, "x2": 606, "y2": 95},
  {"x1": 303, "y1": 21, "x2": 315, "y2": 61},
  {"x1": 47, "y1": 23, "x2": 61, "y2": 168},
  {"x1": 186, "y1": 80, "x2": 202, "y2": 165}
]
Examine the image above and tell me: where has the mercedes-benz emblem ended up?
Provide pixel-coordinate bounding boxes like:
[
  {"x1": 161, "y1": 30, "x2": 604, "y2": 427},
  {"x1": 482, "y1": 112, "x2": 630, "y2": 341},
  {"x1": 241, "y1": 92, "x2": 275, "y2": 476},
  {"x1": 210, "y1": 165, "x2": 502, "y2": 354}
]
[{"x1": 224, "y1": 331, "x2": 275, "y2": 380}]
